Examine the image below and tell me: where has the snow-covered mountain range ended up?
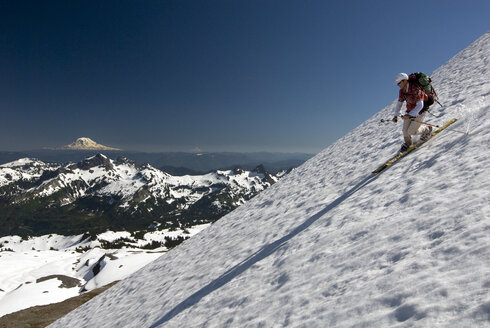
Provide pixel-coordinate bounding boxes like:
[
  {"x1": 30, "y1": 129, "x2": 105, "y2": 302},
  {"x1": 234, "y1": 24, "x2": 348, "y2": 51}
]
[
  {"x1": 0, "y1": 150, "x2": 312, "y2": 175},
  {"x1": 0, "y1": 154, "x2": 282, "y2": 237},
  {"x1": 46, "y1": 32, "x2": 490, "y2": 327}
]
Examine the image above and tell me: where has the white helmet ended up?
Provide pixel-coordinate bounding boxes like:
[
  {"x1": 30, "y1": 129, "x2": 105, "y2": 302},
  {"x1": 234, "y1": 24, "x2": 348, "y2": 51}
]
[{"x1": 395, "y1": 73, "x2": 409, "y2": 85}]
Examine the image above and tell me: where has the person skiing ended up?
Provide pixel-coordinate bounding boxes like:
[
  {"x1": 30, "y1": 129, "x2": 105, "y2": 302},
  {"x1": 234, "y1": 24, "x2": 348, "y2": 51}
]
[{"x1": 392, "y1": 72, "x2": 432, "y2": 152}]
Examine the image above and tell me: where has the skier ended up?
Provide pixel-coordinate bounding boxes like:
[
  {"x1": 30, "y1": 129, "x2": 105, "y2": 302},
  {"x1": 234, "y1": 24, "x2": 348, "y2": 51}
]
[{"x1": 392, "y1": 73, "x2": 432, "y2": 152}]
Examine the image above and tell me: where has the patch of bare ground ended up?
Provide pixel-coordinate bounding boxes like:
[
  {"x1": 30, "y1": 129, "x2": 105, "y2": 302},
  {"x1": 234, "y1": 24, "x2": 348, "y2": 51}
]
[{"x1": 0, "y1": 281, "x2": 119, "y2": 328}]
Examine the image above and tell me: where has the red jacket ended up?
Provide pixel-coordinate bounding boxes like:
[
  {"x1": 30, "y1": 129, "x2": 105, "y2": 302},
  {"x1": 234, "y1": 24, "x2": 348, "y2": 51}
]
[{"x1": 398, "y1": 83, "x2": 425, "y2": 111}]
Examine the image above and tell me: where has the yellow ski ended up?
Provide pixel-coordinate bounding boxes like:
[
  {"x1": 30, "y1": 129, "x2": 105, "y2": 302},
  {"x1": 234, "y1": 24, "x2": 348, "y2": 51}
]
[{"x1": 372, "y1": 118, "x2": 458, "y2": 175}]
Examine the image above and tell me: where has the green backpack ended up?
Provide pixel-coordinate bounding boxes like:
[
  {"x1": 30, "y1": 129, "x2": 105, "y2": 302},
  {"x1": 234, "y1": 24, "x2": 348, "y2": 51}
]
[{"x1": 409, "y1": 72, "x2": 435, "y2": 96}]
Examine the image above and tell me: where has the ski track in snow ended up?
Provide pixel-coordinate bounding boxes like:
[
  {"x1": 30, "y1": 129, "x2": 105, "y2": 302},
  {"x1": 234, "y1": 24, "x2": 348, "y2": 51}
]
[{"x1": 47, "y1": 32, "x2": 490, "y2": 327}]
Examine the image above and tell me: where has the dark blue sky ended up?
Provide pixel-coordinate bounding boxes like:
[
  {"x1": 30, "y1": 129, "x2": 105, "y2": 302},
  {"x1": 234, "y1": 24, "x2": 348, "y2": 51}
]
[{"x1": 1, "y1": 0, "x2": 489, "y2": 153}]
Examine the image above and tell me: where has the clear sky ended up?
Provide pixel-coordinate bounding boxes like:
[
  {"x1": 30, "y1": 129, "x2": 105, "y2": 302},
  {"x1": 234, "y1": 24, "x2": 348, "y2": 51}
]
[{"x1": 1, "y1": 0, "x2": 489, "y2": 153}]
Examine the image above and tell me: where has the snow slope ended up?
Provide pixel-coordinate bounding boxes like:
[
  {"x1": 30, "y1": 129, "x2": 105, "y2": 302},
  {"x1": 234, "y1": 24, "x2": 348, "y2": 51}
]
[
  {"x1": 50, "y1": 32, "x2": 490, "y2": 327},
  {"x1": 0, "y1": 225, "x2": 210, "y2": 317}
]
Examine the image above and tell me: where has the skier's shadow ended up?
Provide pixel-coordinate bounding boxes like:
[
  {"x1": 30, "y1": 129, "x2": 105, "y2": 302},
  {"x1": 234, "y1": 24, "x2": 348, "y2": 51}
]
[{"x1": 149, "y1": 173, "x2": 379, "y2": 327}]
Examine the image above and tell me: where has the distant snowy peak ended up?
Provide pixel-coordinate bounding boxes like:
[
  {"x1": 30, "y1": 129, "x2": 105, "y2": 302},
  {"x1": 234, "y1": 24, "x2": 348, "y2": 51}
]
[{"x1": 61, "y1": 137, "x2": 120, "y2": 151}]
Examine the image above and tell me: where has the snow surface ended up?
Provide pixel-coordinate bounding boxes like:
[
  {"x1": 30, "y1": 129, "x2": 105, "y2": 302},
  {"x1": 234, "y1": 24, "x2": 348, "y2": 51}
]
[
  {"x1": 0, "y1": 158, "x2": 57, "y2": 188},
  {"x1": 0, "y1": 224, "x2": 210, "y2": 317},
  {"x1": 44, "y1": 32, "x2": 490, "y2": 327},
  {"x1": 0, "y1": 236, "x2": 162, "y2": 317}
]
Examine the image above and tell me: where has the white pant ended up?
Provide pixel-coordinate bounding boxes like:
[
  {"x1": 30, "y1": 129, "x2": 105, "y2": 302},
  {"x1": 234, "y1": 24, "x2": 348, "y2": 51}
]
[{"x1": 402, "y1": 113, "x2": 430, "y2": 146}]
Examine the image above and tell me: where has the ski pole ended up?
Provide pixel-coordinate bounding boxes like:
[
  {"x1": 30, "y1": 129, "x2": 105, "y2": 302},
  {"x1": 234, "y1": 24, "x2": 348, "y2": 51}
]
[
  {"x1": 380, "y1": 117, "x2": 436, "y2": 125},
  {"x1": 433, "y1": 89, "x2": 443, "y2": 107},
  {"x1": 381, "y1": 117, "x2": 467, "y2": 134},
  {"x1": 410, "y1": 118, "x2": 440, "y2": 127},
  {"x1": 425, "y1": 110, "x2": 440, "y2": 119},
  {"x1": 411, "y1": 118, "x2": 468, "y2": 135}
]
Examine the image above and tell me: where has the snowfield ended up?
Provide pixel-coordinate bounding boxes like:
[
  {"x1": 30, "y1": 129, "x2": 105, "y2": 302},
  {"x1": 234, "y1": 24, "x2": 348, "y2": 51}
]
[
  {"x1": 0, "y1": 224, "x2": 210, "y2": 317},
  {"x1": 46, "y1": 32, "x2": 490, "y2": 327},
  {"x1": 0, "y1": 158, "x2": 58, "y2": 188}
]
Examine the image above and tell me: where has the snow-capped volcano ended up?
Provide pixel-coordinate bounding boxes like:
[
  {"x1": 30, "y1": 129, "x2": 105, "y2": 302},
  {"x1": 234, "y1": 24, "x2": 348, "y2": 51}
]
[
  {"x1": 61, "y1": 137, "x2": 120, "y2": 150},
  {"x1": 48, "y1": 32, "x2": 490, "y2": 327}
]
